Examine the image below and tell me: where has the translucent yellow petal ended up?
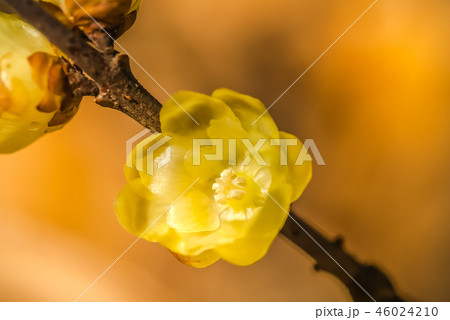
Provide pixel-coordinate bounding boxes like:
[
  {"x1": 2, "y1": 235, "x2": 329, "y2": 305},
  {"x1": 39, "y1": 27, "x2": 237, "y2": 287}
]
[
  {"x1": 183, "y1": 148, "x2": 227, "y2": 183},
  {"x1": 114, "y1": 178, "x2": 170, "y2": 237},
  {"x1": 151, "y1": 227, "x2": 225, "y2": 261},
  {"x1": 172, "y1": 249, "x2": 220, "y2": 268},
  {"x1": 160, "y1": 91, "x2": 237, "y2": 146},
  {"x1": 124, "y1": 133, "x2": 163, "y2": 181},
  {"x1": 126, "y1": 134, "x2": 194, "y2": 199},
  {"x1": 116, "y1": 178, "x2": 223, "y2": 267},
  {"x1": 0, "y1": 103, "x2": 55, "y2": 153},
  {"x1": 167, "y1": 189, "x2": 221, "y2": 233},
  {"x1": 279, "y1": 131, "x2": 313, "y2": 202},
  {"x1": 176, "y1": 230, "x2": 226, "y2": 254},
  {"x1": 215, "y1": 235, "x2": 276, "y2": 266},
  {"x1": 215, "y1": 186, "x2": 292, "y2": 266},
  {"x1": 254, "y1": 141, "x2": 289, "y2": 188},
  {"x1": 207, "y1": 116, "x2": 248, "y2": 141},
  {"x1": 212, "y1": 88, "x2": 279, "y2": 139},
  {"x1": 207, "y1": 116, "x2": 249, "y2": 168},
  {"x1": 182, "y1": 115, "x2": 248, "y2": 182},
  {"x1": 0, "y1": 13, "x2": 53, "y2": 56},
  {"x1": 129, "y1": 0, "x2": 142, "y2": 13},
  {"x1": 219, "y1": 184, "x2": 292, "y2": 240}
]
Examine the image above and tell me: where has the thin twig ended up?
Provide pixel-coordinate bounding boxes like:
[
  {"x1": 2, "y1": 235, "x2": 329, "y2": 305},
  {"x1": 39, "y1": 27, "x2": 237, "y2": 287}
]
[{"x1": 281, "y1": 212, "x2": 405, "y2": 301}]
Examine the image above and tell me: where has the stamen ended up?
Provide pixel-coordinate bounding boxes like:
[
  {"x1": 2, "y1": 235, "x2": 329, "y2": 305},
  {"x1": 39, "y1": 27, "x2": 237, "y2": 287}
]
[
  {"x1": 213, "y1": 168, "x2": 265, "y2": 221},
  {"x1": 227, "y1": 189, "x2": 246, "y2": 200}
]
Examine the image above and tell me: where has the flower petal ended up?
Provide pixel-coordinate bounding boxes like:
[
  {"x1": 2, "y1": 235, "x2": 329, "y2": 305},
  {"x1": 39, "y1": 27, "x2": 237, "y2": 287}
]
[
  {"x1": 167, "y1": 189, "x2": 221, "y2": 233},
  {"x1": 171, "y1": 249, "x2": 220, "y2": 268},
  {"x1": 124, "y1": 133, "x2": 162, "y2": 181},
  {"x1": 114, "y1": 178, "x2": 170, "y2": 237},
  {"x1": 219, "y1": 184, "x2": 292, "y2": 240},
  {"x1": 126, "y1": 134, "x2": 194, "y2": 199},
  {"x1": 215, "y1": 186, "x2": 292, "y2": 266},
  {"x1": 279, "y1": 131, "x2": 313, "y2": 202},
  {"x1": 215, "y1": 235, "x2": 276, "y2": 266},
  {"x1": 183, "y1": 147, "x2": 227, "y2": 183},
  {"x1": 212, "y1": 88, "x2": 279, "y2": 139},
  {"x1": 160, "y1": 91, "x2": 237, "y2": 146}
]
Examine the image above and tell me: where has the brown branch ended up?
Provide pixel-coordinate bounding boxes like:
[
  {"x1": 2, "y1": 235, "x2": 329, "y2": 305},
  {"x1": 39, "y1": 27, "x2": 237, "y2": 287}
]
[
  {"x1": 281, "y1": 212, "x2": 405, "y2": 301},
  {"x1": 61, "y1": 59, "x2": 99, "y2": 98},
  {"x1": 3, "y1": 0, "x2": 407, "y2": 302},
  {"x1": 3, "y1": 0, "x2": 161, "y2": 132}
]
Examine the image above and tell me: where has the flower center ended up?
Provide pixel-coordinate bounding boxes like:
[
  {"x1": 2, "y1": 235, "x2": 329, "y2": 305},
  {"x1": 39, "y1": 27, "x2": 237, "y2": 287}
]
[{"x1": 212, "y1": 168, "x2": 264, "y2": 221}]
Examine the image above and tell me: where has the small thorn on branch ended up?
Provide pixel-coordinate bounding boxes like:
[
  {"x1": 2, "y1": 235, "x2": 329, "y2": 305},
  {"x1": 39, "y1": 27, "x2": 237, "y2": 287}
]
[{"x1": 333, "y1": 236, "x2": 344, "y2": 248}]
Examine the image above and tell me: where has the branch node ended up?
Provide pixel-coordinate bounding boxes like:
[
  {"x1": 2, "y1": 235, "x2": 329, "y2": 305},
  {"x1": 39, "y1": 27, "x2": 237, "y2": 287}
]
[
  {"x1": 313, "y1": 263, "x2": 322, "y2": 272},
  {"x1": 333, "y1": 236, "x2": 344, "y2": 248}
]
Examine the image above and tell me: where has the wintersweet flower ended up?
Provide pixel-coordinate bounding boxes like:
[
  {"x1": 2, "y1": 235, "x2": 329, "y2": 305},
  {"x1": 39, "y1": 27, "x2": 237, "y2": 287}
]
[
  {"x1": 115, "y1": 89, "x2": 312, "y2": 267},
  {"x1": 0, "y1": 13, "x2": 80, "y2": 153}
]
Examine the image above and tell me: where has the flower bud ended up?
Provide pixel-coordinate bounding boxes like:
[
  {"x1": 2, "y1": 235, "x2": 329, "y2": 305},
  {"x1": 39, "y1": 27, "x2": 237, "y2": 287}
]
[
  {"x1": 43, "y1": 0, "x2": 141, "y2": 35},
  {"x1": 0, "y1": 13, "x2": 80, "y2": 153}
]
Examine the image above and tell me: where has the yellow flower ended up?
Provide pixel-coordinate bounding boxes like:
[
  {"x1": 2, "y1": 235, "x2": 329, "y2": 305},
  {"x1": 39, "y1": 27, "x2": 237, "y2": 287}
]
[
  {"x1": 0, "y1": 13, "x2": 79, "y2": 153},
  {"x1": 115, "y1": 89, "x2": 312, "y2": 267},
  {"x1": 43, "y1": 0, "x2": 141, "y2": 33}
]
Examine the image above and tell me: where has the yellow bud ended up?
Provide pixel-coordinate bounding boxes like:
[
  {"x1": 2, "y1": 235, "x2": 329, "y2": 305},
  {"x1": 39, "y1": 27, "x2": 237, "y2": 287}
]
[{"x1": 0, "y1": 13, "x2": 80, "y2": 153}]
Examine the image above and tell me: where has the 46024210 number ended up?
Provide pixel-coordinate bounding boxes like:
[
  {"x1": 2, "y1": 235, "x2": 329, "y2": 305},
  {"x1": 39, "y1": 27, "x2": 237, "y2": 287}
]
[{"x1": 376, "y1": 307, "x2": 438, "y2": 317}]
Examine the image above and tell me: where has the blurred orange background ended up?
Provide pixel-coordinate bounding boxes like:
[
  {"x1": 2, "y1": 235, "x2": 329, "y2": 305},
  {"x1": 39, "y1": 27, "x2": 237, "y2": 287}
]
[{"x1": 1, "y1": 0, "x2": 450, "y2": 301}]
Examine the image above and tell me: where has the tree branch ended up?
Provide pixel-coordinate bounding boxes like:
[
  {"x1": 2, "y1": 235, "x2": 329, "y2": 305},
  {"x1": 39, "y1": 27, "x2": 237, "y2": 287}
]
[
  {"x1": 3, "y1": 0, "x2": 161, "y2": 132},
  {"x1": 281, "y1": 212, "x2": 405, "y2": 301},
  {"x1": 4, "y1": 0, "x2": 406, "y2": 302}
]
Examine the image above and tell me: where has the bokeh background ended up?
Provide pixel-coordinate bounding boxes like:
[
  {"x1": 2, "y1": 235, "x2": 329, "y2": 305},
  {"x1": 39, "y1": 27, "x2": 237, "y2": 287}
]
[{"x1": 1, "y1": 0, "x2": 450, "y2": 301}]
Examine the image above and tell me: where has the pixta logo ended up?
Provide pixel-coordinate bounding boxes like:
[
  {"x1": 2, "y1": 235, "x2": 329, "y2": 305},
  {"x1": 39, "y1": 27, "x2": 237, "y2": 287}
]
[
  {"x1": 127, "y1": 130, "x2": 325, "y2": 176},
  {"x1": 126, "y1": 129, "x2": 172, "y2": 176},
  {"x1": 192, "y1": 138, "x2": 325, "y2": 166}
]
